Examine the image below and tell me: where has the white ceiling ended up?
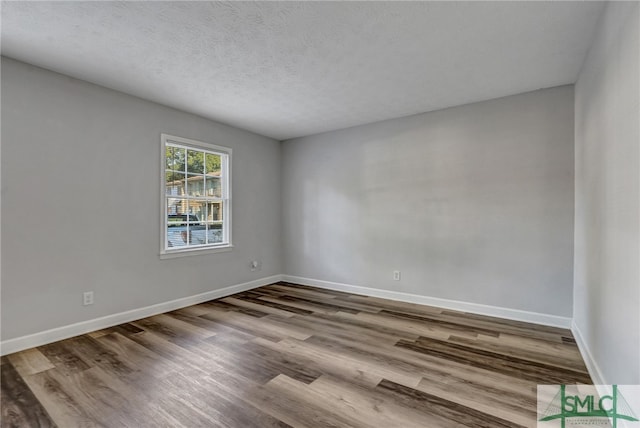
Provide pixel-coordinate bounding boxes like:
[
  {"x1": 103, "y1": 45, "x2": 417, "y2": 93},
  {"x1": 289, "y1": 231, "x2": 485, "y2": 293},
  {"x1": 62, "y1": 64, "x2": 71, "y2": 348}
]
[{"x1": 1, "y1": 1, "x2": 605, "y2": 140}]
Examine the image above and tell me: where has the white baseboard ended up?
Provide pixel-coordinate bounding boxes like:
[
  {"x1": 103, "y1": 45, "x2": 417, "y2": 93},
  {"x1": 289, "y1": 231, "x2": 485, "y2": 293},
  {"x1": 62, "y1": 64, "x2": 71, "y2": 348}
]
[
  {"x1": 571, "y1": 320, "x2": 607, "y2": 385},
  {"x1": 282, "y1": 275, "x2": 572, "y2": 329},
  {"x1": 0, "y1": 274, "x2": 282, "y2": 356},
  {"x1": 1, "y1": 273, "x2": 575, "y2": 356}
]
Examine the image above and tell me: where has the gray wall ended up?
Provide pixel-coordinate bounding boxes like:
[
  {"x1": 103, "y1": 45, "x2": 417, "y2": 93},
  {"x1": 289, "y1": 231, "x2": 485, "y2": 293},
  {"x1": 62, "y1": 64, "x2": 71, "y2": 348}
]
[
  {"x1": 282, "y1": 86, "x2": 575, "y2": 317},
  {"x1": 1, "y1": 57, "x2": 282, "y2": 340},
  {"x1": 574, "y1": 2, "x2": 640, "y2": 384}
]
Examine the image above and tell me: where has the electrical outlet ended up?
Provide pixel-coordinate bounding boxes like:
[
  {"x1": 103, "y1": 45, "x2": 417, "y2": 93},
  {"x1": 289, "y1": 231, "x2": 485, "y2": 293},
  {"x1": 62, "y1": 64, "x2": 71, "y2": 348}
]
[
  {"x1": 393, "y1": 270, "x2": 401, "y2": 281},
  {"x1": 83, "y1": 291, "x2": 94, "y2": 306}
]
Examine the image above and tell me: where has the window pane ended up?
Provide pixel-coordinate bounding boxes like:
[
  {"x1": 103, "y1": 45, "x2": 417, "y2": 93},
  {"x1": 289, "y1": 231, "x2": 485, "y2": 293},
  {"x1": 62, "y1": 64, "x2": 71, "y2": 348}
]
[
  {"x1": 189, "y1": 200, "x2": 205, "y2": 224},
  {"x1": 206, "y1": 222, "x2": 223, "y2": 244},
  {"x1": 167, "y1": 198, "x2": 188, "y2": 222},
  {"x1": 189, "y1": 223, "x2": 207, "y2": 246},
  {"x1": 206, "y1": 201, "x2": 223, "y2": 222},
  {"x1": 165, "y1": 146, "x2": 174, "y2": 170},
  {"x1": 186, "y1": 174, "x2": 205, "y2": 197},
  {"x1": 167, "y1": 146, "x2": 186, "y2": 172},
  {"x1": 205, "y1": 176, "x2": 221, "y2": 198},
  {"x1": 166, "y1": 171, "x2": 185, "y2": 196},
  {"x1": 187, "y1": 150, "x2": 204, "y2": 174},
  {"x1": 205, "y1": 153, "x2": 221, "y2": 175},
  {"x1": 166, "y1": 199, "x2": 188, "y2": 248}
]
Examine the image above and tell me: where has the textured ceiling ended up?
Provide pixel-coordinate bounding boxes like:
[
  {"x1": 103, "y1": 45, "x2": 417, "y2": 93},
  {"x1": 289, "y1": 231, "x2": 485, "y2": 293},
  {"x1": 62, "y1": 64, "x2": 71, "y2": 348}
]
[{"x1": 1, "y1": 1, "x2": 605, "y2": 140}]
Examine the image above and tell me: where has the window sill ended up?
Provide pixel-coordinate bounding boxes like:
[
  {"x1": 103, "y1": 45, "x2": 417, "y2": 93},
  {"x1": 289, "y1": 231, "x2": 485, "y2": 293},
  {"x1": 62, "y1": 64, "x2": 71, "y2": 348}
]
[{"x1": 160, "y1": 245, "x2": 233, "y2": 260}]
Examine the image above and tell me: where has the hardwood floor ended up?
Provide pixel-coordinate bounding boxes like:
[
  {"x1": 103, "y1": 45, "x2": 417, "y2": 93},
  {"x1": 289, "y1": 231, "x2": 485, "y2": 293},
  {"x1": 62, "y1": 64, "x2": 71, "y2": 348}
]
[{"x1": 1, "y1": 282, "x2": 591, "y2": 427}]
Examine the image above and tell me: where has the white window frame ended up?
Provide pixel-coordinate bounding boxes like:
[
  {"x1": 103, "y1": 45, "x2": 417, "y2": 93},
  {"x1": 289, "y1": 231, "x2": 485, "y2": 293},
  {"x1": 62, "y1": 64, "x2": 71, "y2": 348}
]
[{"x1": 160, "y1": 134, "x2": 232, "y2": 259}]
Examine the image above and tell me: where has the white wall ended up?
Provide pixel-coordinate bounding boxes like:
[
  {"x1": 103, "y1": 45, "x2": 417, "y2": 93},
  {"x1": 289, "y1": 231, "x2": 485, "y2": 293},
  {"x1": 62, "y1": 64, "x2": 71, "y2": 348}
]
[
  {"x1": 0, "y1": 57, "x2": 282, "y2": 341},
  {"x1": 574, "y1": 2, "x2": 640, "y2": 384},
  {"x1": 282, "y1": 86, "x2": 575, "y2": 317}
]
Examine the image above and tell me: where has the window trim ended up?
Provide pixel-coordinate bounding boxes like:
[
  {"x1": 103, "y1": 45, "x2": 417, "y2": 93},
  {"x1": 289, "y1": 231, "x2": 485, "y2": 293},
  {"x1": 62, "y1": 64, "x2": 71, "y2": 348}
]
[{"x1": 160, "y1": 133, "x2": 232, "y2": 258}]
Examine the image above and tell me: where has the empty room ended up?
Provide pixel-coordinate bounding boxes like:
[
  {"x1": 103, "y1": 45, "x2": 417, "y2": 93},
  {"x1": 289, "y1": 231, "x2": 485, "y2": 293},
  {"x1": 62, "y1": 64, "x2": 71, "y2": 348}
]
[{"x1": 1, "y1": 1, "x2": 638, "y2": 427}]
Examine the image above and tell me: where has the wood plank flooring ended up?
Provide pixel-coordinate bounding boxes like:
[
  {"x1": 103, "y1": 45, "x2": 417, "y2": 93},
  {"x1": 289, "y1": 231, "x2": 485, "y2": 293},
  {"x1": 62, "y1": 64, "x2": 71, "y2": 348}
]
[{"x1": 1, "y1": 282, "x2": 591, "y2": 427}]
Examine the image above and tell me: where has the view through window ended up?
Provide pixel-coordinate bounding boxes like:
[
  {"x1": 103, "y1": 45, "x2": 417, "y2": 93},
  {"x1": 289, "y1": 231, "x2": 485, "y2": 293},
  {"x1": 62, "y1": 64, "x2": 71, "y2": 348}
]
[{"x1": 162, "y1": 134, "x2": 231, "y2": 254}]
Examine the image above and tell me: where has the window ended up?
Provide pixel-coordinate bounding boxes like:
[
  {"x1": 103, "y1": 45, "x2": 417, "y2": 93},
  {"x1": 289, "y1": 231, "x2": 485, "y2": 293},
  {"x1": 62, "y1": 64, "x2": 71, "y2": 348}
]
[{"x1": 161, "y1": 134, "x2": 231, "y2": 257}]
